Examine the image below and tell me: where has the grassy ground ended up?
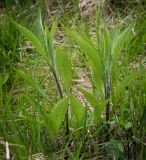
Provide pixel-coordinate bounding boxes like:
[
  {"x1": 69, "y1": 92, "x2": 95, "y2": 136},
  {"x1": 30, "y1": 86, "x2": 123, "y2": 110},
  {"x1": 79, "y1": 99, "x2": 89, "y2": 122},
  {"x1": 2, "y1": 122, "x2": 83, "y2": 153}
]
[{"x1": 0, "y1": 1, "x2": 146, "y2": 159}]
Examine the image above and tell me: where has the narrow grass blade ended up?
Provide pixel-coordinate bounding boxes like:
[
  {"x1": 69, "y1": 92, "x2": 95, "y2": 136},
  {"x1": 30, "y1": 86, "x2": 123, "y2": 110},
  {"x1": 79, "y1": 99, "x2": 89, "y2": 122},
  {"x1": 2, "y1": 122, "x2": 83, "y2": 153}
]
[{"x1": 114, "y1": 71, "x2": 140, "y2": 101}]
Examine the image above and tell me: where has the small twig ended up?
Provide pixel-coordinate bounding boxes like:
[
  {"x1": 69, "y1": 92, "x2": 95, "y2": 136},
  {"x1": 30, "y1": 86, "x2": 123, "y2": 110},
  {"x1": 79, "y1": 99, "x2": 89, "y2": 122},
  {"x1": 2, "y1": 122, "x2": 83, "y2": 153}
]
[
  {"x1": 6, "y1": 142, "x2": 10, "y2": 160},
  {"x1": 0, "y1": 140, "x2": 24, "y2": 148}
]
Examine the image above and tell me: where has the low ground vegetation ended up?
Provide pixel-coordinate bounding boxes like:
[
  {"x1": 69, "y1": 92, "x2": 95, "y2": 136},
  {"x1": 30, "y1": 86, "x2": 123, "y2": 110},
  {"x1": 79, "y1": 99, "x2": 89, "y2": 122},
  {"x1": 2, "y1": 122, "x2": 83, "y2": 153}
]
[{"x1": 0, "y1": 0, "x2": 146, "y2": 159}]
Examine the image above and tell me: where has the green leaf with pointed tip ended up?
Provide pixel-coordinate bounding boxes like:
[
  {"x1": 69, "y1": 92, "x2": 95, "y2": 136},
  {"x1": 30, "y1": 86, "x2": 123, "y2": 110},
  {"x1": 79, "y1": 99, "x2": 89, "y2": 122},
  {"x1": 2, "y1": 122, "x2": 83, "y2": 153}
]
[
  {"x1": 91, "y1": 63, "x2": 104, "y2": 99},
  {"x1": 13, "y1": 21, "x2": 47, "y2": 60},
  {"x1": 55, "y1": 47, "x2": 72, "y2": 92},
  {"x1": 76, "y1": 86, "x2": 107, "y2": 125},
  {"x1": 117, "y1": 142, "x2": 124, "y2": 153},
  {"x1": 51, "y1": 96, "x2": 69, "y2": 135},
  {"x1": 67, "y1": 29, "x2": 103, "y2": 96},
  {"x1": 50, "y1": 18, "x2": 58, "y2": 41},
  {"x1": 33, "y1": 10, "x2": 45, "y2": 47},
  {"x1": 111, "y1": 25, "x2": 132, "y2": 65},
  {"x1": 69, "y1": 95, "x2": 85, "y2": 124},
  {"x1": 94, "y1": 99, "x2": 109, "y2": 124},
  {"x1": 16, "y1": 70, "x2": 49, "y2": 100},
  {"x1": 102, "y1": 28, "x2": 112, "y2": 73},
  {"x1": 77, "y1": 85, "x2": 99, "y2": 107},
  {"x1": 44, "y1": 27, "x2": 54, "y2": 66},
  {"x1": 67, "y1": 30, "x2": 101, "y2": 68}
]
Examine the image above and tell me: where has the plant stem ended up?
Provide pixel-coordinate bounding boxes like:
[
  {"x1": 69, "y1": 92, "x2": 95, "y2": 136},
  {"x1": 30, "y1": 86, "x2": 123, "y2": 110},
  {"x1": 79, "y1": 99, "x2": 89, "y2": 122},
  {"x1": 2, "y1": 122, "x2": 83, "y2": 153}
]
[
  {"x1": 52, "y1": 69, "x2": 69, "y2": 137},
  {"x1": 52, "y1": 69, "x2": 63, "y2": 99},
  {"x1": 105, "y1": 74, "x2": 111, "y2": 141},
  {"x1": 81, "y1": 101, "x2": 88, "y2": 153}
]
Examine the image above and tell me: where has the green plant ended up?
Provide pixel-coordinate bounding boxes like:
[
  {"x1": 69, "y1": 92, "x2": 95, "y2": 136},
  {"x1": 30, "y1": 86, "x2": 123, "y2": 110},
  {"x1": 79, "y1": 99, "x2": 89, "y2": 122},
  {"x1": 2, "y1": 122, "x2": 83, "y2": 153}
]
[
  {"x1": 66, "y1": 12, "x2": 146, "y2": 158},
  {"x1": 13, "y1": 12, "x2": 71, "y2": 135},
  {"x1": 10, "y1": 12, "x2": 86, "y2": 158},
  {"x1": 1, "y1": 3, "x2": 146, "y2": 159},
  {"x1": 67, "y1": 20, "x2": 135, "y2": 139}
]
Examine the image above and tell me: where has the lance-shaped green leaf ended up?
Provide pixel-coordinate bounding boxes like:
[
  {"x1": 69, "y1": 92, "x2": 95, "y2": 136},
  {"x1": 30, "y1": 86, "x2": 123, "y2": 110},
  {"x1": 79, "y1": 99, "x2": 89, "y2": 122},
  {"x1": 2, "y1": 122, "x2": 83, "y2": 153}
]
[
  {"x1": 51, "y1": 96, "x2": 69, "y2": 135},
  {"x1": 102, "y1": 28, "x2": 113, "y2": 74},
  {"x1": 77, "y1": 86, "x2": 109, "y2": 124},
  {"x1": 91, "y1": 63, "x2": 104, "y2": 99},
  {"x1": 16, "y1": 70, "x2": 49, "y2": 100},
  {"x1": 44, "y1": 27, "x2": 54, "y2": 67},
  {"x1": 67, "y1": 30, "x2": 101, "y2": 66},
  {"x1": 111, "y1": 25, "x2": 132, "y2": 65},
  {"x1": 94, "y1": 99, "x2": 109, "y2": 124},
  {"x1": 77, "y1": 85, "x2": 99, "y2": 107},
  {"x1": 55, "y1": 47, "x2": 72, "y2": 92},
  {"x1": 13, "y1": 21, "x2": 47, "y2": 60},
  {"x1": 50, "y1": 18, "x2": 58, "y2": 41},
  {"x1": 67, "y1": 29, "x2": 103, "y2": 95},
  {"x1": 44, "y1": 19, "x2": 58, "y2": 66},
  {"x1": 69, "y1": 95, "x2": 85, "y2": 124},
  {"x1": 33, "y1": 10, "x2": 45, "y2": 47}
]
